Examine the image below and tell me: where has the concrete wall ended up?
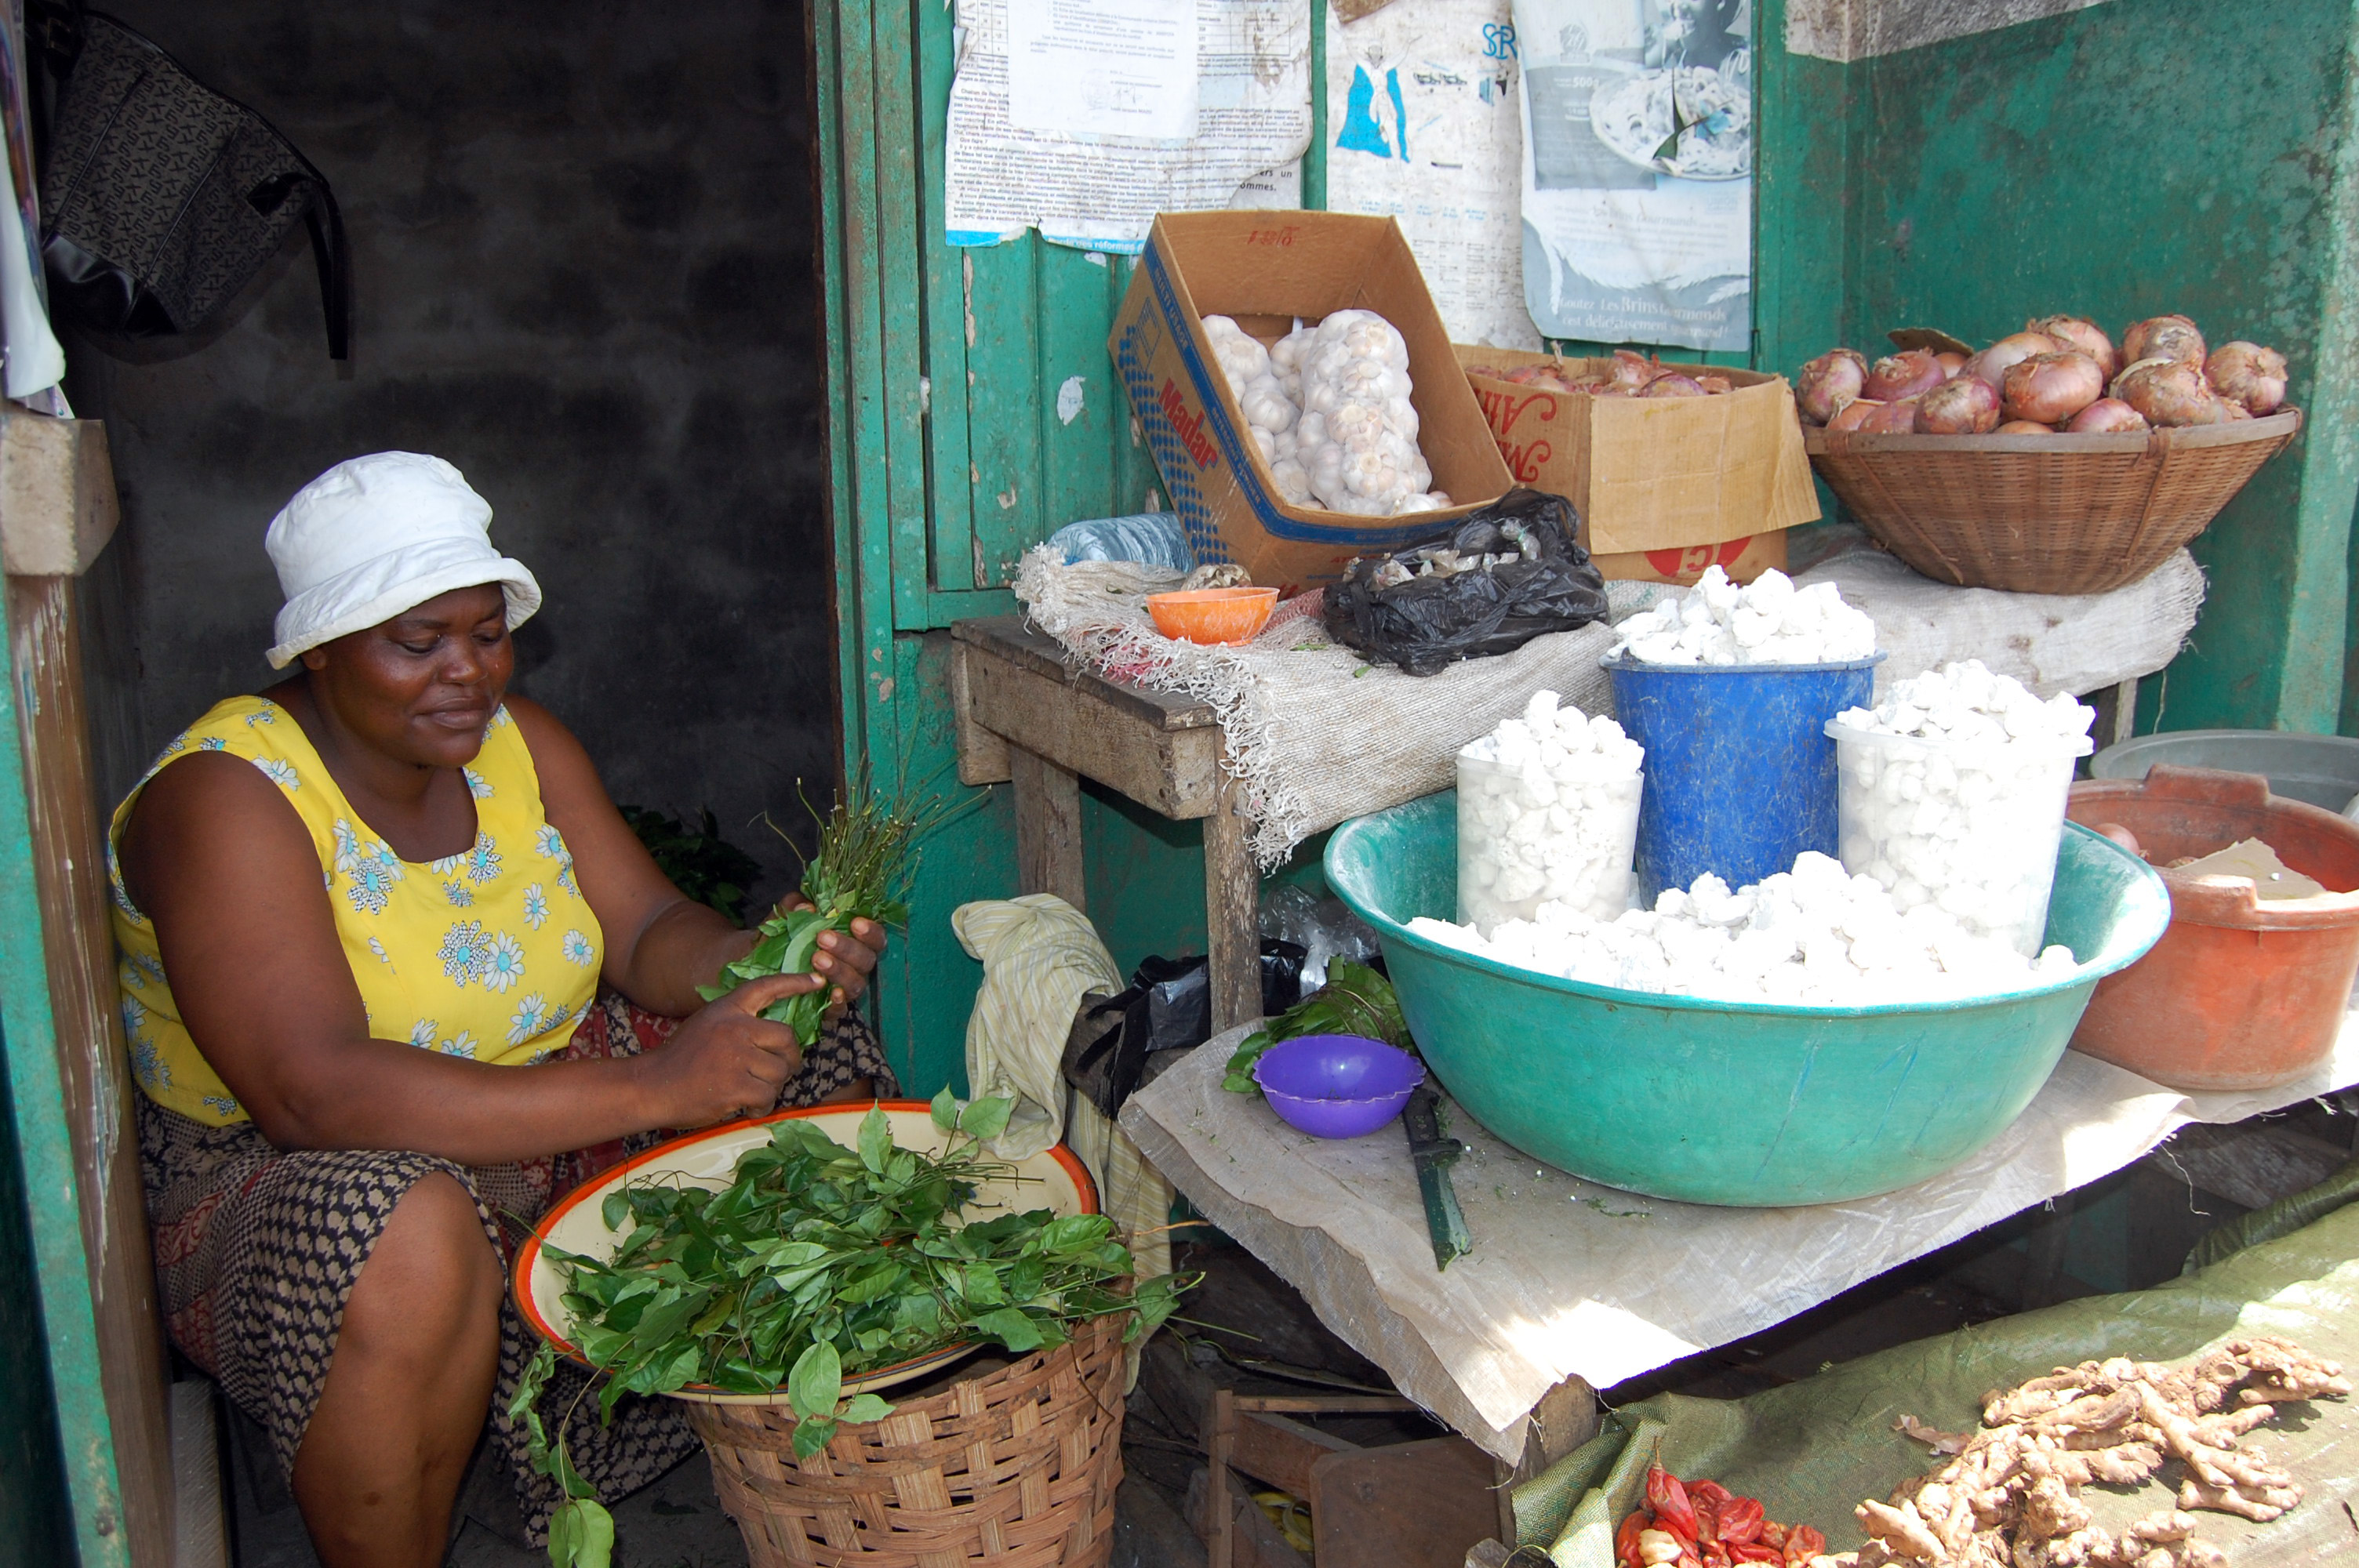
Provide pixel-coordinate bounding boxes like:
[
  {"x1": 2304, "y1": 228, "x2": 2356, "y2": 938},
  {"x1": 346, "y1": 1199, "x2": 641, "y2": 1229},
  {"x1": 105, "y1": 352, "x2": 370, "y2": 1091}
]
[{"x1": 72, "y1": 0, "x2": 830, "y2": 893}]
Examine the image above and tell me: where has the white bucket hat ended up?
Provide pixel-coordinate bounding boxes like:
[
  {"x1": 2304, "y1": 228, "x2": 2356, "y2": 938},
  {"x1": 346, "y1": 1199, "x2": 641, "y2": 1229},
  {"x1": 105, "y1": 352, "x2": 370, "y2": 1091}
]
[{"x1": 264, "y1": 452, "x2": 542, "y2": 669}]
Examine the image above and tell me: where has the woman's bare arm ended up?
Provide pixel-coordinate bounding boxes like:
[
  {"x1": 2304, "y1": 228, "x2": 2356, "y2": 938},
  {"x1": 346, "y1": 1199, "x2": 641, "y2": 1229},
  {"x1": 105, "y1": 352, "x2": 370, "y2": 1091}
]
[
  {"x1": 118, "y1": 751, "x2": 820, "y2": 1163},
  {"x1": 507, "y1": 698, "x2": 883, "y2": 1017}
]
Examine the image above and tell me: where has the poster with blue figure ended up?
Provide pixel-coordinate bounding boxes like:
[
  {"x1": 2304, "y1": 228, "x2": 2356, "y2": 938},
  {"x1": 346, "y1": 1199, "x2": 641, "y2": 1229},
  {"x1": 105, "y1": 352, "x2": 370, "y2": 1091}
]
[
  {"x1": 1325, "y1": 0, "x2": 1538, "y2": 350},
  {"x1": 1513, "y1": 0, "x2": 1751, "y2": 352}
]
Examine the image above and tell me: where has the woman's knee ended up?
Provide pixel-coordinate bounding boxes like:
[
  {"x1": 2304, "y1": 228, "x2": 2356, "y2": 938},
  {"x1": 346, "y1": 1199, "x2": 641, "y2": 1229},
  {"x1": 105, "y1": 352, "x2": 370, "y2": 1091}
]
[{"x1": 338, "y1": 1171, "x2": 501, "y2": 1367}]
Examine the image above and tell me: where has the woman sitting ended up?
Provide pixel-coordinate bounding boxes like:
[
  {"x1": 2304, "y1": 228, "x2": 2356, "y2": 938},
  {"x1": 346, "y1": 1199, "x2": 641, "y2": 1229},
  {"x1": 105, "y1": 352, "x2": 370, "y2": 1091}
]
[{"x1": 109, "y1": 452, "x2": 890, "y2": 1566}]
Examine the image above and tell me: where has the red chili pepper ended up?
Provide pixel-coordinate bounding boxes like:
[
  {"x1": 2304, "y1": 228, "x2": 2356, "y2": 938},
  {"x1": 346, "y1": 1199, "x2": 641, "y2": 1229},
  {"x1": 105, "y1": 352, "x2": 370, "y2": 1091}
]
[
  {"x1": 1783, "y1": 1525, "x2": 1827, "y2": 1566},
  {"x1": 1760, "y1": 1520, "x2": 1789, "y2": 1551},
  {"x1": 1701, "y1": 1540, "x2": 1732, "y2": 1568},
  {"x1": 1688, "y1": 1480, "x2": 1736, "y2": 1509},
  {"x1": 1616, "y1": 1511, "x2": 1648, "y2": 1568},
  {"x1": 1729, "y1": 1545, "x2": 1782, "y2": 1564},
  {"x1": 1647, "y1": 1465, "x2": 1700, "y2": 1544},
  {"x1": 1716, "y1": 1496, "x2": 1765, "y2": 1545}
]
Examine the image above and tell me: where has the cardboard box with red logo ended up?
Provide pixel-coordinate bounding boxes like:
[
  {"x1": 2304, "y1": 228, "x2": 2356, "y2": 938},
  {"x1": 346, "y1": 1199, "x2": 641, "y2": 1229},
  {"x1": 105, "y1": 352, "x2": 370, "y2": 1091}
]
[
  {"x1": 1108, "y1": 212, "x2": 1514, "y2": 590},
  {"x1": 1453, "y1": 346, "x2": 1820, "y2": 584}
]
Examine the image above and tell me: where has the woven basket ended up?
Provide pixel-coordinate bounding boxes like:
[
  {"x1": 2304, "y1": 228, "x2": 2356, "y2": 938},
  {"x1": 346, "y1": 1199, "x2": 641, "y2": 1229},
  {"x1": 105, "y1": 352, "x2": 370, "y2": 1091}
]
[
  {"x1": 687, "y1": 1316, "x2": 1129, "y2": 1567},
  {"x1": 1805, "y1": 409, "x2": 2300, "y2": 594}
]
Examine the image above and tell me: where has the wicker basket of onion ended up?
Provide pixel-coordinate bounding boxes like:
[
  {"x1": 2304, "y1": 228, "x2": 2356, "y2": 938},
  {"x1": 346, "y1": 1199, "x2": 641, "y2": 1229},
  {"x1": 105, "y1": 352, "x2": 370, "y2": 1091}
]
[{"x1": 1795, "y1": 315, "x2": 2300, "y2": 595}]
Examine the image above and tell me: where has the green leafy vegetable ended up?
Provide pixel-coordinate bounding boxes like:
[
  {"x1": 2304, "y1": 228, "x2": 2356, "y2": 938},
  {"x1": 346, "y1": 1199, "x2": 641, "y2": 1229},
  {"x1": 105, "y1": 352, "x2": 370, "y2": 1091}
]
[
  {"x1": 543, "y1": 1098, "x2": 1189, "y2": 1414},
  {"x1": 619, "y1": 805, "x2": 762, "y2": 924},
  {"x1": 1223, "y1": 960, "x2": 1412, "y2": 1094},
  {"x1": 697, "y1": 763, "x2": 968, "y2": 1044}
]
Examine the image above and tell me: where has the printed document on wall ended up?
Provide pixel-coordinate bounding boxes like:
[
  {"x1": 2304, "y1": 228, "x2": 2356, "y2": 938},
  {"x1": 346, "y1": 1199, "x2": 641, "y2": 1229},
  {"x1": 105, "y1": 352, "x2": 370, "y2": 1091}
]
[
  {"x1": 1325, "y1": 0, "x2": 1539, "y2": 350},
  {"x1": 1513, "y1": 0, "x2": 1752, "y2": 351},
  {"x1": 947, "y1": 0, "x2": 1310, "y2": 252}
]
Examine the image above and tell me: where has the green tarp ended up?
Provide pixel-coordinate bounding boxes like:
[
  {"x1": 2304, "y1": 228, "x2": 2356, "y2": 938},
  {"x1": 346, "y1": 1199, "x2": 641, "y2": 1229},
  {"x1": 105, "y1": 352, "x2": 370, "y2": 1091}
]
[{"x1": 1518, "y1": 1187, "x2": 2359, "y2": 1565}]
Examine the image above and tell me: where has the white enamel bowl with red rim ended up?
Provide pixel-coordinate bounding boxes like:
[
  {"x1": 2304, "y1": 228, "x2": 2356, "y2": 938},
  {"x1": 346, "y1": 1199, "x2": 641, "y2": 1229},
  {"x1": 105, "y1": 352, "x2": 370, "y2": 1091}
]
[{"x1": 512, "y1": 1100, "x2": 1100, "y2": 1404}]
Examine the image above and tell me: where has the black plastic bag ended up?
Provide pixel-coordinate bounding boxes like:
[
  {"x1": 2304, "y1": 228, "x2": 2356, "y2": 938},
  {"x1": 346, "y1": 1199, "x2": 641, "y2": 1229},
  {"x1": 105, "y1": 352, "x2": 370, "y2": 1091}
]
[
  {"x1": 1321, "y1": 489, "x2": 1608, "y2": 676},
  {"x1": 1062, "y1": 942, "x2": 1306, "y2": 1119}
]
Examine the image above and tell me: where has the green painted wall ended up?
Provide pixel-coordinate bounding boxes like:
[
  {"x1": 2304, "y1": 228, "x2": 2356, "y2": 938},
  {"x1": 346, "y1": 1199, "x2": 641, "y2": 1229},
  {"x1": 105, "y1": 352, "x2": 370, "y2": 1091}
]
[{"x1": 1812, "y1": 0, "x2": 2359, "y2": 735}]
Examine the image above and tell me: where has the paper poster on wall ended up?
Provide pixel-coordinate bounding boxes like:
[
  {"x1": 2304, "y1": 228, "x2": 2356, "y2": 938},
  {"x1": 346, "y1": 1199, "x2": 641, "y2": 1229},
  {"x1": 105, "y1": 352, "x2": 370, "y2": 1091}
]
[
  {"x1": 945, "y1": 0, "x2": 1311, "y2": 252},
  {"x1": 1325, "y1": 0, "x2": 1539, "y2": 350},
  {"x1": 1512, "y1": 0, "x2": 1752, "y2": 351}
]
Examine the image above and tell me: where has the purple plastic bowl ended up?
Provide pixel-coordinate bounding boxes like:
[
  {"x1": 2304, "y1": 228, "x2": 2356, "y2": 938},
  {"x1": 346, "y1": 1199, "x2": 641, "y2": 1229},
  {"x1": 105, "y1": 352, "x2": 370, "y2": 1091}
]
[{"x1": 1251, "y1": 1033, "x2": 1427, "y2": 1139}]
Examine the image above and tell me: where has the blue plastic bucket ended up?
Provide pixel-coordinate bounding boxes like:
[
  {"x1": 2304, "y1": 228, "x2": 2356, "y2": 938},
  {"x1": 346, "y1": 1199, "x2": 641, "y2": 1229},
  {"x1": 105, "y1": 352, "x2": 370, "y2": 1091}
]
[{"x1": 1604, "y1": 653, "x2": 1885, "y2": 900}]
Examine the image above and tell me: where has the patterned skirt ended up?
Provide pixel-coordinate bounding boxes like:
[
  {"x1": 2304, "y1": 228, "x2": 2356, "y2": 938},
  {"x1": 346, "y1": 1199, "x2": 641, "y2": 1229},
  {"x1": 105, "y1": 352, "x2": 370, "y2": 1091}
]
[{"x1": 138, "y1": 993, "x2": 897, "y2": 1538}]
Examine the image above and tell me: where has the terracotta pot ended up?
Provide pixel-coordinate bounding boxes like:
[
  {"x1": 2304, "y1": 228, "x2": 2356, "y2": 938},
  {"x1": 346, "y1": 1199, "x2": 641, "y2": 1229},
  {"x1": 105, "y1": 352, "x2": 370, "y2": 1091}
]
[{"x1": 2066, "y1": 764, "x2": 2359, "y2": 1091}]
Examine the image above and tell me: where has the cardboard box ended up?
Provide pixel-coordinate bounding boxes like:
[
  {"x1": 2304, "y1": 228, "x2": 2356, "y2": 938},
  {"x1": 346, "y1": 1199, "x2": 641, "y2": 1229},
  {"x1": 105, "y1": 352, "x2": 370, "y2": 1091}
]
[
  {"x1": 1590, "y1": 529, "x2": 1788, "y2": 586},
  {"x1": 1453, "y1": 346, "x2": 1819, "y2": 583},
  {"x1": 1110, "y1": 212, "x2": 1514, "y2": 590}
]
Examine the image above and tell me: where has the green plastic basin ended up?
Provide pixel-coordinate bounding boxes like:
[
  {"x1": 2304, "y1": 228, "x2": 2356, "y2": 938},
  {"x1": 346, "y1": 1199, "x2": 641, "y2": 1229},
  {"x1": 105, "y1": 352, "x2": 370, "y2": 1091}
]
[{"x1": 1324, "y1": 792, "x2": 2170, "y2": 1207}]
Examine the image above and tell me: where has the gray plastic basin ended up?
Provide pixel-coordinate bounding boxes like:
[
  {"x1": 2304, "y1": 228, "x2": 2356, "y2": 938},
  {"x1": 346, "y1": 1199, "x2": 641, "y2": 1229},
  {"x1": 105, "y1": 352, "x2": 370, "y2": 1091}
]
[{"x1": 2090, "y1": 729, "x2": 2359, "y2": 813}]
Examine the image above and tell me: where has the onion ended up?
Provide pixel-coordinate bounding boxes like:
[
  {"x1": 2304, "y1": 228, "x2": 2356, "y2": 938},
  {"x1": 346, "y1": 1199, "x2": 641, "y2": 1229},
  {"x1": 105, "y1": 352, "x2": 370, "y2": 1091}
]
[
  {"x1": 1994, "y1": 420, "x2": 2056, "y2": 434},
  {"x1": 1608, "y1": 349, "x2": 1659, "y2": 389},
  {"x1": 1935, "y1": 351, "x2": 1968, "y2": 377},
  {"x1": 1825, "y1": 398, "x2": 1885, "y2": 433},
  {"x1": 2205, "y1": 341, "x2": 2288, "y2": 415},
  {"x1": 1914, "y1": 376, "x2": 2001, "y2": 434},
  {"x1": 1797, "y1": 348, "x2": 1867, "y2": 423},
  {"x1": 1863, "y1": 348, "x2": 1946, "y2": 401},
  {"x1": 2001, "y1": 351, "x2": 2106, "y2": 424},
  {"x1": 2065, "y1": 397, "x2": 2149, "y2": 434},
  {"x1": 2120, "y1": 314, "x2": 2205, "y2": 367},
  {"x1": 1696, "y1": 374, "x2": 1734, "y2": 395},
  {"x1": 2112, "y1": 357, "x2": 2228, "y2": 426},
  {"x1": 1859, "y1": 397, "x2": 1921, "y2": 433},
  {"x1": 1640, "y1": 373, "x2": 1706, "y2": 397},
  {"x1": 1961, "y1": 331, "x2": 2059, "y2": 388},
  {"x1": 2026, "y1": 315, "x2": 2119, "y2": 379}
]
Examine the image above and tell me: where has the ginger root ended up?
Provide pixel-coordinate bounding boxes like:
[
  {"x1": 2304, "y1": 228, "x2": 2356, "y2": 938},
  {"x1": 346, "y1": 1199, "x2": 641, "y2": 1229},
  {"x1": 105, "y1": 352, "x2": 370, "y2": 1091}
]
[{"x1": 1852, "y1": 1338, "x2": 2343, "y2": 1568}]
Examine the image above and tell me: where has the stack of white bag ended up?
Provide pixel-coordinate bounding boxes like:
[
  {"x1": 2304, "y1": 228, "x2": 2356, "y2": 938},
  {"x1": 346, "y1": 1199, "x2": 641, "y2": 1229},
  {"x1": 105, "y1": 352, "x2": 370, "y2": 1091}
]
[
  {"x1": 1610, "y1": 565, "x2": 1879, "y2": 666},
  {"x1": 1201, "y1": 311, "x2": 1449, "y2": 517},
  {"x1": 1458, "y1": 691, "x2": 1645, "y2": 935},
  {"x1": 1412, "y1": 851, "x2": 2078, "y2": 1007},
  {"x1": 1831, "y1": 660, "x2": 2096, "y2": 955}
]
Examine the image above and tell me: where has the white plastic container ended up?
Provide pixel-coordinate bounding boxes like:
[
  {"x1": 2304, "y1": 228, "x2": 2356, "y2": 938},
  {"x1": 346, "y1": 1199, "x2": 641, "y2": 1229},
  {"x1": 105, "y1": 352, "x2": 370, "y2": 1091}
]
[
  {"x1": 1456, "y1": 750, "x2": 1643, "y2": 936},
  {"x1": 1828, "y1": 722, "x2": 2094, "y2": 956}
]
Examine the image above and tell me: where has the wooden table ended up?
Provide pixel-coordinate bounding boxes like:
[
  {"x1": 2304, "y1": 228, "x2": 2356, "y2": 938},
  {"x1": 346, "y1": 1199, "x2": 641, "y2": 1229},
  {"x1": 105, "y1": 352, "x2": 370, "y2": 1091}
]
[{"x1": 951, "y1": 616, "x2": 1263, "y2": 1029}]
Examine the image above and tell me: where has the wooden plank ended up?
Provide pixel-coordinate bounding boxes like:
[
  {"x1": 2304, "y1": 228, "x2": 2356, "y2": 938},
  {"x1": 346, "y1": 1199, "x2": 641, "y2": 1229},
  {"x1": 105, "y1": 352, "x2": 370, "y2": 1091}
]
[
  {"x1": 1227, "y1": 1412, "x2": 1358, "y2": 1499},
  {"x1": 9, "y1": 576, "x2": 174, "y2": 1567},
  {"x1": 963, "y1": 651, "x2": 1223, "y2": 818},
  {"x1": 1309, "y1": 1436, "x2": 1500, "y2": 1568},
  {"x1": 0, "y1": 573, "x2": 135, "y2": 1567},
  {"x1": 1234, "y1": 1396, "x2": 1418, "y2": 1415},
  {"x1": 869, "y1": 0, "x2": 932, "y2": 634},
  {"x1": 949, "y1": 641, "x2": 1012, "y2": 785},
  {"x1": 912, "y1": 0, "x2": 978, "y2": 603},
  {"x1": 953, "y1": 616, "x2": 1216, "y2": 730},
  {"x1": 1038, "y1": 243, "x2": 1122, "y2": 532},
  {"x1": 1205, "y1": 754, "x2": 1261, "y2": 1031},
  {"x1": 965, "y1": 236, "x2": 1045, "y2": 590},
  {"x1": 1009, "y1": 746, "x2": 1087, "y2": 911}
]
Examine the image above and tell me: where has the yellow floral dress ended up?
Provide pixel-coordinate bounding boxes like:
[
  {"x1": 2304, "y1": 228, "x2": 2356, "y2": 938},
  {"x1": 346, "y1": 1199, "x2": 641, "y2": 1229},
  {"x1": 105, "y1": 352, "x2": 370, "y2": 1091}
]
[{"x1": 107, "y1": 695, "x2": 604, "y2": 1126}]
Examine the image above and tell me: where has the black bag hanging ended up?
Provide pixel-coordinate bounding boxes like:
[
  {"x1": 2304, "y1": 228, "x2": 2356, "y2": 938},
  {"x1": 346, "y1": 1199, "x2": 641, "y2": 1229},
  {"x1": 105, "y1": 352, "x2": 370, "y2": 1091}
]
[{"x1": 31, "y1": 4, "x2": 349, "y2": 358}]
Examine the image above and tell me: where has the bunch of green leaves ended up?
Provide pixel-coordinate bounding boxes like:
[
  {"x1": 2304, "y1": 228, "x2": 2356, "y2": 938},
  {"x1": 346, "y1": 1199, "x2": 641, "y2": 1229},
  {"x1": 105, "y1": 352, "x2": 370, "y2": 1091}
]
[
  {"x1": 619, "y1": 804, "x2": 762, "y2": 924},
  {"x1": 1223, "y1": 960, "x2": 1412, "y2": 1094},
  {"x1": 699, "y1": 761, "x2": 967, "y2": 1044},
  {"x1": 543, "y1": 1096, "x2": 1186, "y2": 1448}
]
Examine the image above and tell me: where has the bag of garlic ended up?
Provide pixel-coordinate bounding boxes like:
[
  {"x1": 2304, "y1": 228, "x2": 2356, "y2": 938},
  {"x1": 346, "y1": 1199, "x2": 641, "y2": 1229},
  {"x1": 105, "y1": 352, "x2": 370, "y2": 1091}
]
[
  {"x1": 1203, "y1": 310, "x2": 1455, "y2": 517},
  {"x1": 1321, "y1": 489, "x2": 1610, "y2": 676}
]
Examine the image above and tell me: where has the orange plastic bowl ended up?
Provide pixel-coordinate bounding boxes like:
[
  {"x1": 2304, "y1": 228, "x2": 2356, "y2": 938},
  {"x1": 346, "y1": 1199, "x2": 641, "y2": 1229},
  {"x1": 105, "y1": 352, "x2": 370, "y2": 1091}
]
[{"x1": 1147, "y1": 586, "x2": 1278, "y2": 645}]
